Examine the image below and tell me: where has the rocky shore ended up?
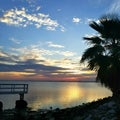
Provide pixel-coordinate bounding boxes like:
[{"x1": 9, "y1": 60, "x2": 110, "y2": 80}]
[{"x1": 1, "y1": 96, "x2": 120, "y2": 120}]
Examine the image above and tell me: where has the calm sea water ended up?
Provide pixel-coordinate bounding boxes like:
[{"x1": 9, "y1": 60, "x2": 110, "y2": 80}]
[{"x1": 0, "y1": 81, "x2": 112, "y2": 110}]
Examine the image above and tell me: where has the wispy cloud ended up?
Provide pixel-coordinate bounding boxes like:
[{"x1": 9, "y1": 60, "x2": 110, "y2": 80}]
[
  {"x1": 11, "y1": 44, "x2": 76, "y2": 61},
  {"x1": 10, "y1": 37, "x2": 21, "y2": 44},
  {"x1": 85, "y1": 18, "x2": 93, "y2": 24},
  {"x1": 59, "y1": 51, "x2": 76, "y2": 57},
  {"x1": 0, "y1": 62, "x2": 64, "y2": 73},
  {"x1": 57, "y1": 9, "x2": 62, "y2": 12},
  {"x1": 0, "y1": 48, "x2": 80, "y2": 80},
  {"x1": 72, "y1": 17, "x2": 81, "y2": 23},
  {"x1": 0, "y1": 50, "x2": 19, "y2": 64},
  {"x1": 84, "y1": 18, "x2": 98, "y2": 24},
  {"x1": 72, "y1": 17, "x2": 97, "y2": 25},
  {"x1": 0, "y1": 46, "x2": 3, "y2": 49},
  {"x1": 108, "y1": 0, "x2": 120, "y2": 13},
  {"x1": 36, "y1": 6, "x2": 41, "y2": 11},
  {"x1": 0, "y1": 51, "x2": 8, "y2": 57},
  {"x1": 26, "y1": 0, "x2": 36, "y2": 5},
  {"x1": 0, "y1": 8, "x2": 64, "y2": 31},
  {"x1": 1, "y1": 43, "x2": 77, "y2": 69},
  {"x1": 0, "y1": 44, "x2": 95, "y2": 81},
  {"x1": 47, "y1": 41, "x2": 64, "y2": 48}
]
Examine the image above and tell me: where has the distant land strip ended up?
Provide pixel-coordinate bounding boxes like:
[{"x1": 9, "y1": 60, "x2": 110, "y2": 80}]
[{"x1": 0, "y1": 80, "x2": 96, "y2": 82}]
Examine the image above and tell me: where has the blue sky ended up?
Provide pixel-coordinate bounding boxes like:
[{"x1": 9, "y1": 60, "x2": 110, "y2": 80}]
[{"x1": 0, "y1": 0, "x2": 120, "y2": 81}]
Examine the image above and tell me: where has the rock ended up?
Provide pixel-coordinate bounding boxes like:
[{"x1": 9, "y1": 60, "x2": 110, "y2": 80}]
[
  {"x1": 73, "y1": 116, "x2": 81, "y2": 120},
  {"x1": 107, "y1": 101, "x2": 115, "y2": 108},
  {"x1": 85, "y1": 115, "x2": 92, "y2": 120},
  {"x1": 110, "y1": 117, "x2": 118, "y2": 120},
  {"x1": 50, "y1": 118, "x2": 55, "y2": 120},
  {"x1": 101, "y1": 117, "x2": 106, "y2": 120},
  {"x1": 107, "y1": 109, "x2": 116, "y2": 114}
]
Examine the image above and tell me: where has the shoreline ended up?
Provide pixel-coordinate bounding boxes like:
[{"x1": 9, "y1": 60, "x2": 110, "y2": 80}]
[{"x1": 1, "y1": 96, "x2": 120, "y2": 120}]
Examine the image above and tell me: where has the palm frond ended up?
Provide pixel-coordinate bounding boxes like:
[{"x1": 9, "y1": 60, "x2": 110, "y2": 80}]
[
  {"x1": 87, "y1": 55, "x2": 110, "y2": 70},
  {"x1": 99, "y1": 17, "x2": 120, "y2": 39},
  {"x1": 83, "y1": 36, "x2": 104, "y2": 45},
  {"x1": 80, "y1": 45, "x2": 104, "y2": 63},
  {"x1": 89, "y1": 21, "x2": 103, "y2": 34},
  {"x1": 81, "y1": 14, "x2": 120, "y2": 94},
  {"x1": 96, "y1": 66, "x2": 110, "y2": 87},
  {"x1": 87, "y1": 58, "x2": 98, "y2": 70}
]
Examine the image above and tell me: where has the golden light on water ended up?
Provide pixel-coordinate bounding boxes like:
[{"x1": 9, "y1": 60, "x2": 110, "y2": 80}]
[
  {"x1": 59, "y1": 85, "x2": 83, "y2": 102},
  {"x1": 28, "y1": 83, "x2": 84, "y2": 110},
  {"x1": 85, "y1": 86, "x2": 112, "y2": 103},
  {"x1": 0, "y1": 81, "x2": 112, "y2": 110},
  {"x1": 29, "y1": 97, "x2": 54, "y2": 110},
  {"x1": 27, "y1": 82, "x2": 112, "y2": 111}
]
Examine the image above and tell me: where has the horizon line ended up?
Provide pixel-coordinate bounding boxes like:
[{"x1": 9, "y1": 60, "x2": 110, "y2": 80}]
[{"x1": 0, "y1": 80, "x2": 96, "y2": 82}]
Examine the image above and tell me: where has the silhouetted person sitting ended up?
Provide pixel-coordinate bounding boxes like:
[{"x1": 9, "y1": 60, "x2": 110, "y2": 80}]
[
  {"x1": 15, "y1": 100, "x2": 27, "y2": 110},
  {"x1": 14, "y1": 94, "x2": 28, "y2": 120},
  {"x1": 0, "y1": 101, "x2": 3, "y2": 112},
  {"x1": 15, "y1": 94, "x2": 27, "y2": 109}
]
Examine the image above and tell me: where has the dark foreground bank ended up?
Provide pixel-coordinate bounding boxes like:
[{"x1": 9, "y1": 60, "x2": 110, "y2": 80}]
[{"x1": 0, "y1": 96, "x2": 120, "y2": 120}]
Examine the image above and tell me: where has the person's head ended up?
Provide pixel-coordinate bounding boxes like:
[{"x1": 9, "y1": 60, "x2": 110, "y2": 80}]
[{"x1": 20, "y1": 93, "x2": 24, "y2": 100}]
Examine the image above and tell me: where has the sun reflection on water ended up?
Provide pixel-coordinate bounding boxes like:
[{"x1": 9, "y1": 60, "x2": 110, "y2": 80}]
[
  {"x1": 24, "y1": 82, "x2": 112, "y2": 110},
  {"x1": 59, "y1": 85, "x2": 83, "y2": 104}
]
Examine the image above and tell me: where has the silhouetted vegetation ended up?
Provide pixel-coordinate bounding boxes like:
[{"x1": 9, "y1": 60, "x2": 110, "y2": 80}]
[{"x1": 80, "y1": 14, "x2": 120, "y2": 97}]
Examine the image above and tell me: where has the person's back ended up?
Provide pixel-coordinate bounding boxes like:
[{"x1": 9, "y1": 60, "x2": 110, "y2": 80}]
[
  {"x1": 15, "y1": 100, "x2": 28, "y2": 120},
  {"x1": 15, "y1": 100, "x2": 27, "y2": 110}
]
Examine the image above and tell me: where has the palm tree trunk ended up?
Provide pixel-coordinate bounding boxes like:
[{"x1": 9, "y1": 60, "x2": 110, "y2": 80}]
[{"x1": 112, "y1": 74, "x2": 120, "y2": 99}]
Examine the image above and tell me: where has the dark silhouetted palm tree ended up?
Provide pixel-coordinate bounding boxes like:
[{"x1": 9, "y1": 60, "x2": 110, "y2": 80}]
[{"x1": 80, "y1": 14, "x2": 120, "y2": 96}]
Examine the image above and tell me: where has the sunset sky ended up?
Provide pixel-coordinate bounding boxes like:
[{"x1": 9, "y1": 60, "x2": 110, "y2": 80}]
[{"x1": 0, "y1": 0, "x2": 119, "y2": 81}]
